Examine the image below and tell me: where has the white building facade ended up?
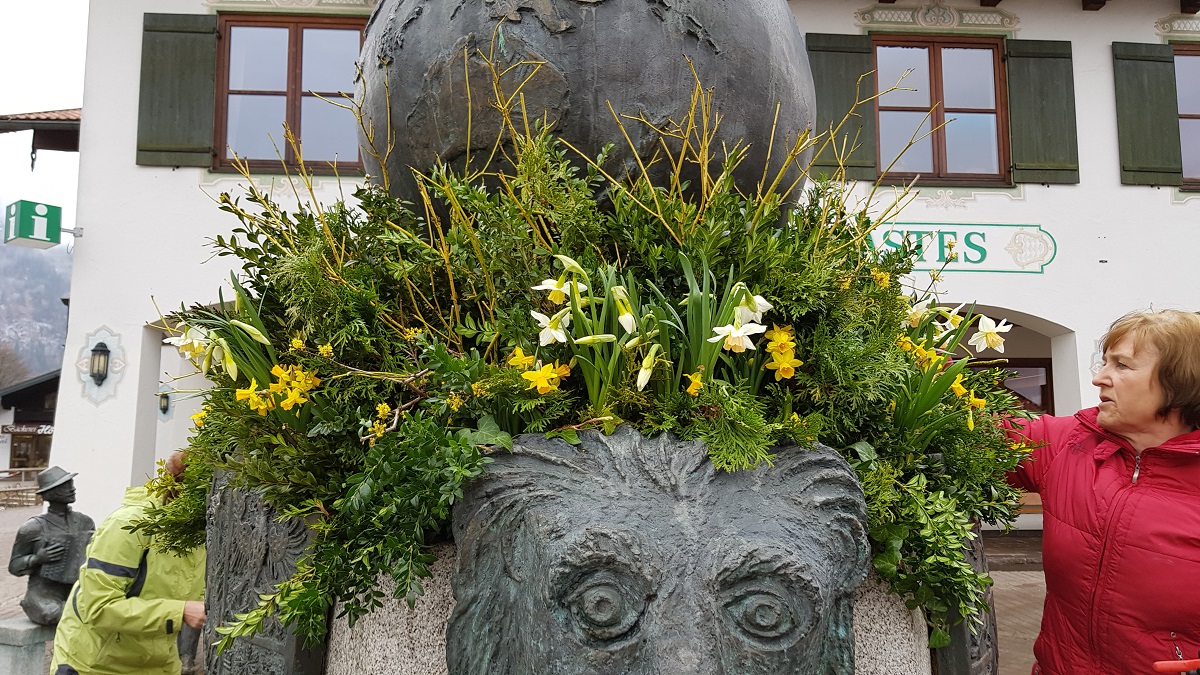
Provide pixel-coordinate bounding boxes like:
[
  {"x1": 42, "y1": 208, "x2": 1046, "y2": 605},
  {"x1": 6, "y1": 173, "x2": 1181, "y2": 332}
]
[{"x1": 56, "y1": 0, "x2": 1200, "y2": 521}]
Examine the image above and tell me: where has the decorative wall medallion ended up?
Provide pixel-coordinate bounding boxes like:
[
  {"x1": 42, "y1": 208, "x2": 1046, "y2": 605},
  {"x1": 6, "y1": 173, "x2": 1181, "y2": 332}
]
[
  {"x1": 204, "y1": 0, "x2": 376, "y2": 14},
  {"x1": 75, "y1": 327, "x2": 127, "y2": 406},
  {"x1": 1156, "y1": 14, "x2": 1200, "y2": 38},
  {"x1": 1003, "y1": 228, "x2": 1055, "y2": 270},
  {"x1": 855, "y1": 0, "x2": 1019, "y2": 34}
]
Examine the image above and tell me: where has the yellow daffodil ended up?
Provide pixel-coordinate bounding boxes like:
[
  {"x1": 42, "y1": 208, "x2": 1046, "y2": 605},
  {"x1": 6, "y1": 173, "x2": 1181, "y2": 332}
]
[
  {"x1": 235, "y1": 379, "x2": 272, "y2": 415},
  {"x1": 685, "y1": 371, "x2": 703, "y2": 396},
  {"x1": 967, "y1": 315, "x2": 1012, "y2": 354},
  {"x1": 553, "y1": 361, "x2": 571, "y2": 379},
  {"x1": 279, "y1": 387, "x2": 308, "y2": 411},
  {"x1": 766, "y1": 338, "x2": 797, "y2": 356},
  {"x1": 968, "y1": 390, "x2": 987, "y2": 410},
  {"x1": 949, "y1": 373, "x2": 967, "y2": 398},
  {"x1": 897, "y1": 336, "x2": 916, "y2": 352},
  {"x1": 708, "y1": 322, "x2": 767, "y2": 353},
  {"x1": 507, "y1": 347, "x2": 536, "y2": 369},
  {"x1": 532, "y1": 277, "x2": 587, "y2": 305},
  {"x1": 531, "y1": 309, "x2": 571, "y2": 346},
  {"x1": 765, "y1": 352, "x2": 804, "y2": 380},
  {"x1": 763, "y1": 324, "x2": 794, "y2": 343},
  {"x1": 522, "y1": 363, "x2": 561, "y2": 394}
]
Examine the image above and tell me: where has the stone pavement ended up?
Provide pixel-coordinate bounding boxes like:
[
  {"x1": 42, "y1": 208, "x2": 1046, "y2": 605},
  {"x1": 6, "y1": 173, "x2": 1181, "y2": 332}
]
[{"x1": 992, "y1": 570, "x2": 1045, "y2": 675}]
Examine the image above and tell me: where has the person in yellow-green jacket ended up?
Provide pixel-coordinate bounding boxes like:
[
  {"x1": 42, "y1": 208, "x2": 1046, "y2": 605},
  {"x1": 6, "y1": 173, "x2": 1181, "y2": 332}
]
[{"x1": 50, "y1": 451, "x2": 206, "y2": 675}]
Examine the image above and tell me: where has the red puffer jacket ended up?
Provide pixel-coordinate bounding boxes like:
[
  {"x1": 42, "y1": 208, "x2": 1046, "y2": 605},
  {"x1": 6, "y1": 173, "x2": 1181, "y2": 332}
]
[{"x1": 1008, "y1": 408, "x2": 1200, "y2": 675}]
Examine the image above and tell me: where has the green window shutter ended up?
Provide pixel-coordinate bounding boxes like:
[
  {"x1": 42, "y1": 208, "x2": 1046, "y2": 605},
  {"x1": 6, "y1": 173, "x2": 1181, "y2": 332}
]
[
  {"x1": 805, "y1": 33, "x2": 876, "y2": 181},
  {"x1": 1112, "y1": 42, "x2": 1183, "y2": 186},
  {"x1": 1005, "y1": 40, "x2": 1079, "y2": 184},
  {"x1": 136, "y1": 14, "x2": 217, "y2": 167}
]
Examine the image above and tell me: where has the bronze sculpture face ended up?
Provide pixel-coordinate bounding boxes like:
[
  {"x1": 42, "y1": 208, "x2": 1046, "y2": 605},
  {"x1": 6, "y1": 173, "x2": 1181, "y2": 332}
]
[{"x1": 448, "y1": 427, "x2": 869, "y2": 673}]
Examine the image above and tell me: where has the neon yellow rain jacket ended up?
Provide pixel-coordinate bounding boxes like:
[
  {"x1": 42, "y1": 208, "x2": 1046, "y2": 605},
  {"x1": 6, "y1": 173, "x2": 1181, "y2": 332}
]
[{"x1": 50, "y1": 487, "x2": 206, "y2": 675}]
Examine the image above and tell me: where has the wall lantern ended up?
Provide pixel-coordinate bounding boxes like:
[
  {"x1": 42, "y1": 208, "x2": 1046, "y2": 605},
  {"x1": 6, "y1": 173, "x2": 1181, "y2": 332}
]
[
  {"x1": 89, "y1": 342, "x2": 110, "y2": 386},
  {"x1": 159, "y1": 393, "x2": 171, "y2": 414}
]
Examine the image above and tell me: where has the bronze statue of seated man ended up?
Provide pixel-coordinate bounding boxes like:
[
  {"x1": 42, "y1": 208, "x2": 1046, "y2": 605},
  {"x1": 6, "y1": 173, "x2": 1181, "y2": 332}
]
[{"x1": 8, "y1": 466, "x2": 95, "y2": 625}]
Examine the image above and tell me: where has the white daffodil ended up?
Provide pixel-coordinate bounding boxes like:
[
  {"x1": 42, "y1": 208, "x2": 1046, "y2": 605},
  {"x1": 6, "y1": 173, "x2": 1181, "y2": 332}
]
[
  {"x1": 734, "y1": 293, "x2": 773, "y2": 325},
  {"x1": 574, "y1": 334, "x2": 616, "y2": 346},
  {"x1": 532, "y1": 278, "x2": 588, "y2": 305},
  {"x1": 229, "y1": 319, "x2": 272, "y2": 346},
  {"x1": 708, "y1": 322, "x2": 767, "y2": 353},
  {"x1": 164, "y1": 325, "x2": 210, "y2": 359},
  {"x1": 553, "y1": 254, "x2": 587, "y2": 276},
  {"x1": 610, "y1": 286, "x2": 638, "y2": 334},
  {"x1": 904, "y1": 298, "x2": 933, "y2": 328},
  {"x1": 636, "y1": 344, "x2": 661, "y2": 391},
  {"x1": 202, "y1": 337, "x2": 239, "y2": 381},
  {"x1": 532, "y1": 309, "x2": 571, "y2": 346},
  {"x1": 967, "y1": 315, "x2": 1012, "y2": 353}
]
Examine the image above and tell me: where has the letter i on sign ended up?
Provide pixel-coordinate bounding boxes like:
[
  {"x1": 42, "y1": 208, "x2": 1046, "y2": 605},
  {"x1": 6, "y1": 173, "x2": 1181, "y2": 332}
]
[
  {"x1": 31, "y1": 204, "x2": 49, "y2": 241},
  {"x1": 4, "y1": 204, "x2": 14, "y2": 241}
]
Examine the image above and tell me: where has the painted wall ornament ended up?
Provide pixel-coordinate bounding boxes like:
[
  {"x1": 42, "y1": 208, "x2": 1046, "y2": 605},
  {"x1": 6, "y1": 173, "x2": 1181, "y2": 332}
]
[
  {"x1": 357, "y1": 0, "x2": 817, "y2": 203},
  {"x1": 448, "y1": 426, "x2": 871, "y2": 673}
]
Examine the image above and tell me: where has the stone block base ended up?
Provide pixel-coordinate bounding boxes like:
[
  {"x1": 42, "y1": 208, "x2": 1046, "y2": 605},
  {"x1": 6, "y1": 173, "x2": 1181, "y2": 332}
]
[{"x1": 0, "y1": 617, "x2": 55, "y2": 675}]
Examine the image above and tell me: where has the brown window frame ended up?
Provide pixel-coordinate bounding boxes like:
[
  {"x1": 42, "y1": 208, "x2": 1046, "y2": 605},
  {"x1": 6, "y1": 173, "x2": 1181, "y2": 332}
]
[
  {"x1": 213, "y1": 14, "x2": 365, "y2": 174},
  {"x1": 1174, "y1": 43, "x2": 1200, "y2": 190},
  {"x1": 872, "y1": 34, "x2": 1011, "y2": 186}
]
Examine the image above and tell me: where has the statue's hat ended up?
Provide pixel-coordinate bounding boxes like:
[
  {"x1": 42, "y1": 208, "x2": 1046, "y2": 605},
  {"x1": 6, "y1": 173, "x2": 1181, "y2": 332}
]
[{"x1": 36, "y1": 466, "x2": 77, "y2": 493}]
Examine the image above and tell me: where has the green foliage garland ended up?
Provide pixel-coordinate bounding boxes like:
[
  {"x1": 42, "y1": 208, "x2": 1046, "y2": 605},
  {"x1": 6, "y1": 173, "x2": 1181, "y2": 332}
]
[{"x1": 140, "y1": 74, "x2": 1032, "y2": 651}]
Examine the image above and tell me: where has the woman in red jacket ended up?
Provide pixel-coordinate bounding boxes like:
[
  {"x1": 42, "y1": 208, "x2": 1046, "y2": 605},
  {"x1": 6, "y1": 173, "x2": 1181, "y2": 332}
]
[{"x1": 1008, "y1": 309, "x2": 1200, "y2": 675}]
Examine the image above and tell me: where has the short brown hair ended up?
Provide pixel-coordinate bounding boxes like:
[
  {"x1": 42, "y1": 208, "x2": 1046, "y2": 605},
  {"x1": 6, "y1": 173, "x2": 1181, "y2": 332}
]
[{"x1": 1102, "y1": 309, "x2": 1200, "y2": 429}]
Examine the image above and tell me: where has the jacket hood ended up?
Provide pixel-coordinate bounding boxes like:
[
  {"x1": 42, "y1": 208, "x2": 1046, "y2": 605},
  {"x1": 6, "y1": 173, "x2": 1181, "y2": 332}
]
[
  {"x1": 121, "y1": 485, "x2": 158, "y2": 508},
  {"x1": 1075, "y1": 406, "x2": 1200, "y2": 454}
]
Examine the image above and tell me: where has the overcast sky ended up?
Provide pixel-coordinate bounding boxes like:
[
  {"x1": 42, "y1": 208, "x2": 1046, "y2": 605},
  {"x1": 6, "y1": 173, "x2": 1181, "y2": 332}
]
[{"x1": 0, "y1": 2, "x2": 89, "y2": 239}]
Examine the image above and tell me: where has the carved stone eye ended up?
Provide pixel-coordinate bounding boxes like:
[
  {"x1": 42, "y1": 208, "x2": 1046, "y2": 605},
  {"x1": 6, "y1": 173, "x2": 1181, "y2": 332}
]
[
  {"x1": 563, "y1": 572, "x2": 645, "y2": 642},
  {"x1": 721, "y1": 582, "x2": 815, "y2": 648}
]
